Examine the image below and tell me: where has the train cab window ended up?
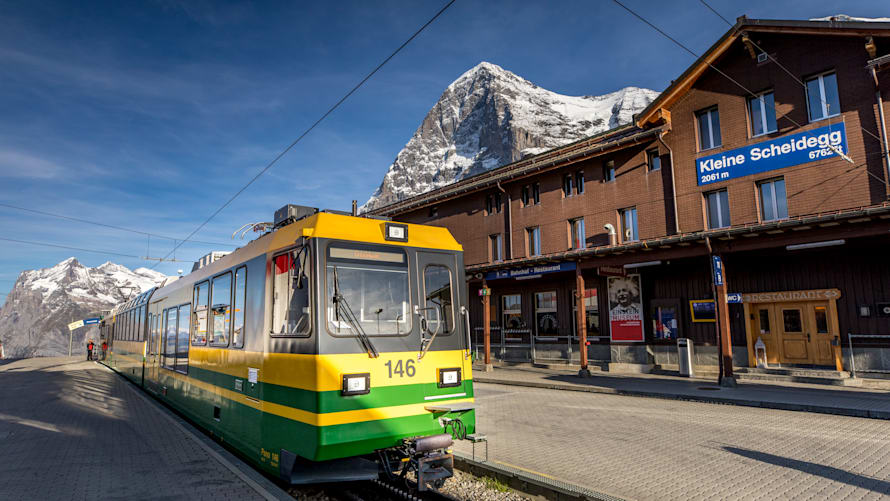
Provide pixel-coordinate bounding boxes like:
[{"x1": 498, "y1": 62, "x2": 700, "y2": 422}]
[
  {"x1": 423, "y1": 265, "x2": 454, "y2": 335},
  {"x1": 210, "y1": 273, "x2": 232, "y2": 346},
  {"x1": 192, "y1": 281, "x2": 209, "y2": 345},
  {"x1": 326, "y1": 244, "x2": 411, "y2": 336},
  {"x1": 233, "y1": 266, "x2": 247, "y2": 348},
  {"x1": 176, "y1": 304, "x2": 190, "y2": 373},
  {"x1": 163, "y1": 308, "x2": 177, "y2": 369},
  {"x1": 272, "y1": 251, "x2": 311, "y2": 336}
]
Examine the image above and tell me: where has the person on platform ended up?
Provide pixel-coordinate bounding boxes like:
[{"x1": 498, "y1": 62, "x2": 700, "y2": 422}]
[
  {"x1": 87, "y1": 340, "x2": 94, "y2": 361},
  {"x1": 101, "y1": 341, "x2": 107, "y2": 360}
]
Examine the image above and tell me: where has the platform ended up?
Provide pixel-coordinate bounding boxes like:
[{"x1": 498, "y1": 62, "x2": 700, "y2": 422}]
[{"x1": 0, "y1": 357, "x2": 291, "y2": 501}]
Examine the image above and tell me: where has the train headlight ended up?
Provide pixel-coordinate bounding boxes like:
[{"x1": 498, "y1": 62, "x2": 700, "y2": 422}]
[
  {"x1": 384, "y1": 222, "x2": 408, "y2": 242},
  {"x1": 438, "y1": 368, "x2": 461, "y2": 388},
  {"x1": 341, "y1": 373, "x2": 371, "y2": 396}
]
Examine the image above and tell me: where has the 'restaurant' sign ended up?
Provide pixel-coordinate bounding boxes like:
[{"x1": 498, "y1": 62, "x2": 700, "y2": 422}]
[
  {"x1": 697, "y1": 123, "x2": 848, "y2": 186},
  {"x1": 597, "y1": 265, "x2": 626, "y2": 278},
  {"x1": 485, "y1": 262, "x2": 576, "y2": 281},
  {"x1": 743, "y1": 289, "x2": 841, "y2": 303}
]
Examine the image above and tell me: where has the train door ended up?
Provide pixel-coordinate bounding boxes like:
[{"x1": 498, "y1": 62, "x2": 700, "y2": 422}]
[
  {"x1": 416, "y1": 252, "x2": 463, "y2": 357},
  {"x1": 145, "y1": 308, "x2": 162, "y2": 394}
]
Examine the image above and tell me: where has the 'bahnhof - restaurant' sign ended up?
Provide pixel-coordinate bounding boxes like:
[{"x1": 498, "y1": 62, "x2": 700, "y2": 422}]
[
  {"x1": 697, "y1": 123, "x2": 848, "y2": 185},
  {"x1": 485, "y1": 262, "x2": 576, "y2": 281}
]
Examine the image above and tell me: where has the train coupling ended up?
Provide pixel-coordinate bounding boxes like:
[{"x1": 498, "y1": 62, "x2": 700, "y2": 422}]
[{"x1": 409, "y1": 434, "x2": 454, "y2": 491}]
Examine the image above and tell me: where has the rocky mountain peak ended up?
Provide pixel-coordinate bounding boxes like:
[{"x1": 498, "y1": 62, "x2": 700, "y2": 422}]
[{"x1": 362, "y1": 62, "x2": 659, "y2": 211}]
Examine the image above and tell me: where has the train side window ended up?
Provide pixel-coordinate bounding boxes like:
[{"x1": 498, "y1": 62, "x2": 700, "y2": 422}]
[
  {"x1": 210, "y1": 273, "x2": 232, "y2": 346},
  {"x1": 177, "y1": 304, "x2": 190, "y2": 373},
  {"x1": 423, "y1": 265, "x2": 454, "y2": 335},
  {"x1": 163, "y1": 308, "x2": 177, "y2": 369},
  {"x1": 192, "y1": 281, "x2": 209, "y2": 345},
  {"x1": 138, "y1": 306, "x2": 145, "y2": 341},
  {"x1": 272, "y1": 251, "x2": 310, "y2": 336},
  {"x1": 233, "y1": 266, "x2": 247, "y2": 348}
]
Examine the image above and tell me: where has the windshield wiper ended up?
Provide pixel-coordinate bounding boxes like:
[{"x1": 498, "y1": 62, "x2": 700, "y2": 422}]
[{"x1": 332, "y1": 266, "x2": 379, "y2": 358}]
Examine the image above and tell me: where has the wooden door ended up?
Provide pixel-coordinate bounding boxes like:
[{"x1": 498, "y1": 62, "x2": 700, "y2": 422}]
[
  {"x1": 777, "y1": 303, "x2": 811, "y2": 364},
  {"x1": 750, "y1": 305, "x2": 780, "y2": 365},
  {"x1": 807, "y1": 302, "x2": 835, "y2": 366}
]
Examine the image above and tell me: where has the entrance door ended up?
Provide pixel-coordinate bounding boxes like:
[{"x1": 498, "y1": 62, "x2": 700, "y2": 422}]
[
  {"x1": 807, "y1": 302, "x2": 835, "y2": 366},
  {"x1": 777, "y1": 303, "x2": 811, "y2": 364},
  {"x1": 416, "y1": 252, "x2": 459, "y2": 351}
]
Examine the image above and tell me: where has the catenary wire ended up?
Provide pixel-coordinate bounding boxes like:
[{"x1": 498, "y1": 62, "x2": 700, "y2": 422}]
[
  {"x1": 151, "y1": 0, "x2": 457, "y2": 269},
  {"x1": 698, "y1": 0, "x2": 887, "y2": 147},
  {"x1": 0, "y1": 202, "x2": 236, "y2": 248},
  {"x1": 0, "y1": 236, "x2": 194, "y2": 262}
]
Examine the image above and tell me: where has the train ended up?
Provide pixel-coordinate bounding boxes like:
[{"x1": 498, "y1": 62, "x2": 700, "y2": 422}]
[{"x1": 98, "y1": 204, "x2": 475, "y2": 490}]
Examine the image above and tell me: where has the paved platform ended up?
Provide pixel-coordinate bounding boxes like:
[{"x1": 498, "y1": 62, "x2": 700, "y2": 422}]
[
  {"x1": 453, "y1": 381, "x2": 890, "y2": 501},
  {"x1": 0, "y1": 357, "x2": 291, "y2": 501},
  {"x1": 471, "y1": 364, "x2": 890, "y2": 419}
]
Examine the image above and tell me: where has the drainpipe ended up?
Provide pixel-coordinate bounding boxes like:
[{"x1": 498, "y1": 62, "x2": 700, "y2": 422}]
[
  {"x1": 496, "y1": 180, "x2": 512, "y2": 259},
  {"x1": 657, "y1": 130, "x2": 681, "y2": 234},
  {"x1": 871, "y1": 66, "x2": 890, "y2": 195},
  {"x1": 603, "y1": 223, "x2": 617, "y2": 246}
]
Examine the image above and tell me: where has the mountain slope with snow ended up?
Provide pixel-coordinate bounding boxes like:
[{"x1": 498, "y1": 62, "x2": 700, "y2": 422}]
[
  {"x1": 0, "y1": 258, "x2": 167, "y2": 358},
  {"x1": 362, "y1": 62, "x2": 659, "y2": 211}
]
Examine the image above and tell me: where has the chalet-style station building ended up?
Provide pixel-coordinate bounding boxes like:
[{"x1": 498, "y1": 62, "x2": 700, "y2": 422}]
[{"x1": 371, "y1": 16, "x2": 890, "y2": 379}]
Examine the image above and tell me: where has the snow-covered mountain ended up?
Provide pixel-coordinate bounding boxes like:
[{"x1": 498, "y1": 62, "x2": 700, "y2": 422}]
[
  {"x1": 362, "y1": 62, "x2": 659, "y2": 211},
  {"x1": 0, "y1": 258, "x2": 167, "y2": 358}
]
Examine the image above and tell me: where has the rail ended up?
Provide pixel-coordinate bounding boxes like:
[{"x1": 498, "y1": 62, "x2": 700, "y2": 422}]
[{"x1": 846, "y1": 333, "x2": 890, "y2": 378}]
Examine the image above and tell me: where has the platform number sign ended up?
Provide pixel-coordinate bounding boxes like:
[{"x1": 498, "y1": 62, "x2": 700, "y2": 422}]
[{"x1": 712, "y1": 256, "x2": 724, "y2": 286}]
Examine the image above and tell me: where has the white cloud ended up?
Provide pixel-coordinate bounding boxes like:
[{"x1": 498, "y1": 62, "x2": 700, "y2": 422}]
[{"x1": 0, "y1": 150, "x2": 66, "y2": 179}]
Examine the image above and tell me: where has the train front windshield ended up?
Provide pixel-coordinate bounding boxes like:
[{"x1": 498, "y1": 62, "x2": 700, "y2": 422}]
[{"x1": 326, "y1": 244, "x2": 412, "y2": 336}]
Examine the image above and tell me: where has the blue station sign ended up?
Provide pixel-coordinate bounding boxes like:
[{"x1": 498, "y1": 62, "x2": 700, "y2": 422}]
[
  {"x1": 697, "y1": 123, "x2": 848, "y2": 186},
  {"x1": 83, "y1": 318, "x2": 101, "y2": 325},
  {"x1": 485, "y1": 261, "x2": 576, "y2": 281},
  {"x1": 712, "y1": 256, "x2": 724, "y2": 286}
]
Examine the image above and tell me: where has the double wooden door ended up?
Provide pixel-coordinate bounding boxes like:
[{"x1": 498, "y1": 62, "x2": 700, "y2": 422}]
[{"x1": 752, "y1": 301, "x2": 836, "y2": 366}]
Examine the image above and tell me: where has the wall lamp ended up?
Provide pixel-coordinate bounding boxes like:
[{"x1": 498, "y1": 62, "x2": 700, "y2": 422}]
[
  {"x1": 785, "y1": 239, "x2": 845, "y2": 251},
  {"x1": 624, "y1": 260, "x2": 662, "y2": 269}
]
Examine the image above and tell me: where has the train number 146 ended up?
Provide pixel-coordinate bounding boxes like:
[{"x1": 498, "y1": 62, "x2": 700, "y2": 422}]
[{"x1": 385, "y1": 359, "x2": 416, "y2": 378}]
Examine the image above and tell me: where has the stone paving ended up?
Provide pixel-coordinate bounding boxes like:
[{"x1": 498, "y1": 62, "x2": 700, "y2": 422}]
[
  {"x1": 0, "y1": 357, "x2": 289, "y2": 501},
  {"x1": 453, "y1": 381, "x2": 890, "y2": 501},
  {"x1": 472, "y1": 365, "x2": 890, "y2": 419}
]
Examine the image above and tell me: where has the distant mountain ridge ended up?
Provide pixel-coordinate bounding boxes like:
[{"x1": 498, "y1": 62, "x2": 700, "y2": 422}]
[
  {"x1": 362, "y1": 62, "x2": 659, "y2": 211},
  {"x1": 0, "y1": 258, "x2": 167, "y2": 358}
]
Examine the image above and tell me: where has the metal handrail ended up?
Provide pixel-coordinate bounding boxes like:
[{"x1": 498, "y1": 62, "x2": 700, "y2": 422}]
[{"x1": 847, "y1": 333, "x2": 890, "y2": 378}]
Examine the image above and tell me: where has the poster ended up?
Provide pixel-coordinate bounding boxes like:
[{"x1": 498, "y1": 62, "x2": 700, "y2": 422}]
[{"x1": 608, "y1": 274, "x2": 644, "y2": 342}]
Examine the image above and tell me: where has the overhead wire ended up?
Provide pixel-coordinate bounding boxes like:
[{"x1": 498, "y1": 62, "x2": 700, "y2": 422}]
[
  {"x1": 0, "y1": 236, "x2": 194, "y2": 262},
  {"x1": 150, "y1": 0, "x2": 457, "y2": 269},
  {"x1": 0, "y1": 202, "x2": 236, "y2": 248}
]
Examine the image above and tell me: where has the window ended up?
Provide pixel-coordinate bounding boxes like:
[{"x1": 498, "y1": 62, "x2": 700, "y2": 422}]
[
  {"x1": 647, "y1": 149, "x2": 661, "y2": 171},
  {"x1": 326, "y1": 244, "x2": 410, "y2": 336},
  {"x1": 696, "y1": 107, "x2": 722, "y2": 150},
  {"x1": 423, "y1": 265, "x2": 453, "y2": 335},
  {"x1": 177, "y1": 304, "x2": 190, "y2": 373},
  {"x1": 521, "y1": 185, "x2": 530, "y2": 206},
  {"x1": 604, "y1": 160, "x2": 615, "y2": 182},
  {"x1": 749, "y1": 91, "x2": 777, "y2": 136},
  {"x1": 486, "y1": 193, "x2": 502, "y2": 215},
  {"x1": 576, "y1": 171, "x2": 584, "y2": 194},
  {"x1": 428, "y1": 206, "x2": 438, "y2": 218},
  {"x1": 758, "y1": 178, "x2": 788, "y2": 221},
  {"x1": 192, "y1": 281, "x2": 208, "y2": 345},
  {"x1": 526, "y1": 227, "x2": 541, "y2": 256},
  {"x1": 489, "y1": 234, "x2": 503, "y2": 262},
  {"x1": 619, "y1": 207, "x2": 638, "y2": 242},
  {"x1": 532, "y1": 183, "x2": 540, "y2": 204},
  {"x1": 705, "y1": 189, "x2": 731, "y2": 229},
  {"x1": 806, "y1": 72, "x2": 840, "y2": 122},
  {"x1": 273, "y1": 250, "x2": 311, "y2": 336},
  {"x1": 137, "y1": 306, "x2": 144, "y2": 341},
  {"x1": 150, "y1": 313, "x2": 160, "y2": 355},
  {"x1": 163, "y1": 308, "x2": 177, "y2": 369},
  {"x1": 210, "y1": 273, "x2": 232, "y2": 346},
  {"x1": 570, "y1": 218, "x2": 585, "y2": 250},
  {"x1": 502, "y1": 294, "x2": 524, "y2": 341},
  {"x1": 782, "y1": 308, "x2": 803, "y2": 332},
  {"x1": 233, "y1": 266, "x2": 246, "y2": 348},
  {"x1": 534, "y1": 291, "x2": 558, "y2": 340},
  {"x1": 572, "y1": 288, "x2": 600, "y2": 338},
  {"x1": 563, "y1": 174, "x2": 574, "y2": 197}
]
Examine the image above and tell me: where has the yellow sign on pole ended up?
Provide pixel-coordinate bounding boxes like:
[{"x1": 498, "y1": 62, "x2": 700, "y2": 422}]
[{"x1": 68, "y1": 320, "x2": 84, "y2": 331}]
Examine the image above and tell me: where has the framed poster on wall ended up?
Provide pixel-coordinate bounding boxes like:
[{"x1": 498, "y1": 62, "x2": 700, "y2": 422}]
[
  {"x1": 608, "y1": 274, "x2": 644, "y2": 342},
  {"x1": 650, "y1": 299, "x2": 680, "y2": 340}
]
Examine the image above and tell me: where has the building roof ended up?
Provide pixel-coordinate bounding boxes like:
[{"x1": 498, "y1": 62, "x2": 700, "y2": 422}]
[
  {"x1": 635, "y1": 16, "x2": 890, "y2": 128},
  {"x1": 370, "y1": 124, "x2": 666, "y2": 217}
]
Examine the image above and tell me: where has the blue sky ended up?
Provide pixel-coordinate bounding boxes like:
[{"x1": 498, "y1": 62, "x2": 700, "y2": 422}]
[{"x1": 1, "y1": 0, "x2": 888, "y2": 297}]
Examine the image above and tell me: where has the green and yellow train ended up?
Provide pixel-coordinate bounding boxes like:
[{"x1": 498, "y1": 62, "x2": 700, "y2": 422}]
[{"x1": 99, "y1": 205, "x2": 475, "y2": 487}]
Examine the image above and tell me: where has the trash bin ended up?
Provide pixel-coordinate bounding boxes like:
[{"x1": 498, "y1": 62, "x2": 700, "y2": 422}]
[{"x1": 677, "y1": 338, "x2": 694, "y2": 377}]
